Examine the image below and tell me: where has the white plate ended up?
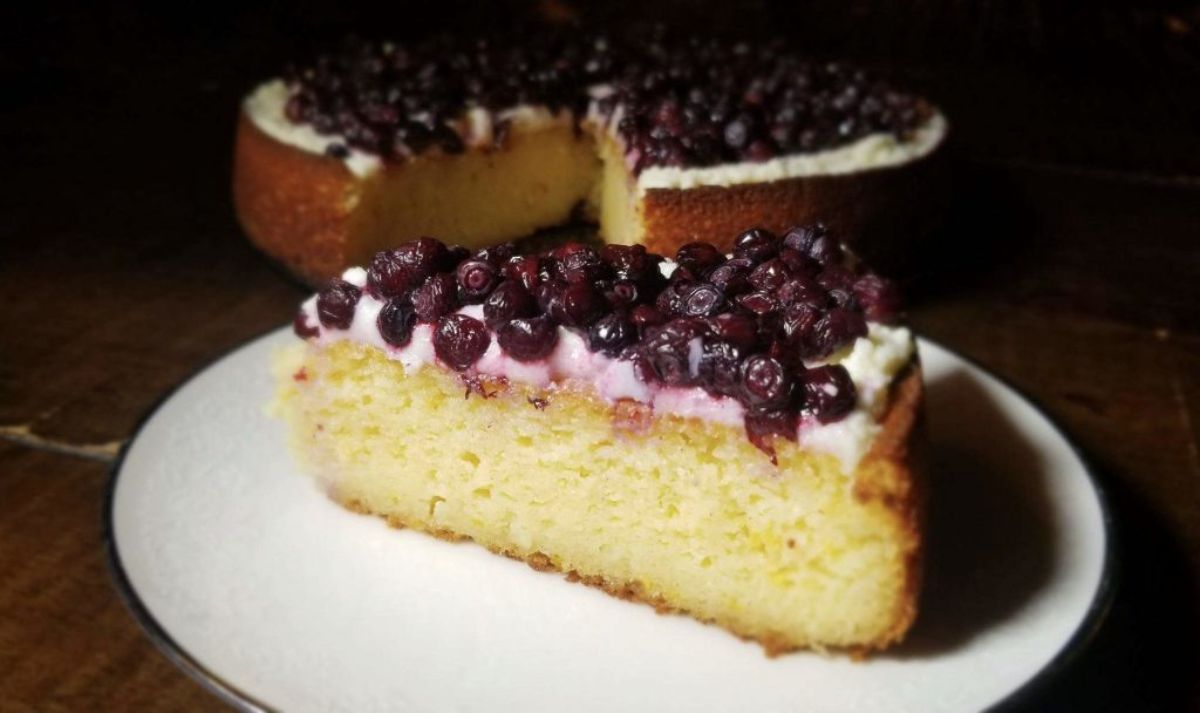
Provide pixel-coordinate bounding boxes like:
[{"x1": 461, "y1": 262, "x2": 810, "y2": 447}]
[{"x1": 106, "y1": 329, "x2": 1113, "y2": 713}]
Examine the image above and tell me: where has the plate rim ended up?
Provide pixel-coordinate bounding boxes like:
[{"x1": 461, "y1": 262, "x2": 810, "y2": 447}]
[{"x1": 102, "y1": 326, "x2": 1118, "y2": 713}]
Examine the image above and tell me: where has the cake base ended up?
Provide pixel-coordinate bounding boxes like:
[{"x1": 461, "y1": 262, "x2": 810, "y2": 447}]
[{"x1": 273, "y1": 340, "x2": 926, "y2": 654}]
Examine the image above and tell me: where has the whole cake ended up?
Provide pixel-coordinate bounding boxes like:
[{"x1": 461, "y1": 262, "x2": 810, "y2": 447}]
[
  {"x1": 236, "y1": 32, "x2": 946, "y2": 284},
  {"x1": 273, "y1": 224, "x2": 926, "y2": 654}
]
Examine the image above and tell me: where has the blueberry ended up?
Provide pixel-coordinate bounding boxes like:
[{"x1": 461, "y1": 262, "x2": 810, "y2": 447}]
[
  {"x1": 497, "y1": 317, "x2": 558, "y2": 361},
  {"x1": 433, "y1": 314, "x2": 491, "y2": 370},
  {"x1": 316, "y1": 279, "x2": 361, "y2": 329},
  {"x1": 377, "y1": 298, "x2": 417, "y2": 347}
]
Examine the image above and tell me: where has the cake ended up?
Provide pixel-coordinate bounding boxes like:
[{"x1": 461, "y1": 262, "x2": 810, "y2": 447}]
[
  {"x1": 236, "y1": 32, "x2": 946, "y2": 285},
  {"x1": 273, "y1": 224, "x2": 925, "y2": 654}
]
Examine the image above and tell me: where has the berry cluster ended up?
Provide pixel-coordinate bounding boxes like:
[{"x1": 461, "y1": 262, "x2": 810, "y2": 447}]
[
  {"x1": 599, "y1": 36, "x2": 931, "y2": 173},
  {"x1": 280, "y1": 30, "x2": 930, "y2": 173},
  {"x1": 304, "y1": 227, "x2": 902, "y2": 455}
]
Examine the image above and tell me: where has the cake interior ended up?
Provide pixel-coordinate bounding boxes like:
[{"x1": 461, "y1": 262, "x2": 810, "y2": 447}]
[
  {"x1": 274, "y1": 339, "x2": 919, "y2": 653},
  {"x1": 344, "y1": 122, "x2": 599, "y2": 266}
]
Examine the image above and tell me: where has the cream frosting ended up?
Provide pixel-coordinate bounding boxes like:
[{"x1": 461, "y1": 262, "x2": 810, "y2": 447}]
[{"x1": 297, "y1": 267, "x2": 915, "y2": 472}]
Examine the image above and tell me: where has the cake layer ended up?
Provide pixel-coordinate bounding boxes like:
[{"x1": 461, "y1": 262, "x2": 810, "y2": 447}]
[
  {"x1": 273, "y1": 339, "x2": 925, "y2": 653},
  {"x1": 235, "y1": 106, "x2": 598, "y2": 284}
]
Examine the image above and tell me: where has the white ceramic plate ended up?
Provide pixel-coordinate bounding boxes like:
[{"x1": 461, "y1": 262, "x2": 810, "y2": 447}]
[{"x1": 106, "y1": 329, "x2": 1113, "y2": 713}]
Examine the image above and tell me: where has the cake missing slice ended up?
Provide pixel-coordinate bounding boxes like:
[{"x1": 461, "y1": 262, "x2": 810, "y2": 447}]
[{"x1": 273, "y1": 226, "x2": 925, "y2": 654}]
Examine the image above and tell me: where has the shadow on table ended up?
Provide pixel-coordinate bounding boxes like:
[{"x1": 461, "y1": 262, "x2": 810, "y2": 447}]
[{"x1": 887, "y1": 368, "x2": 1058, "y2": 659}]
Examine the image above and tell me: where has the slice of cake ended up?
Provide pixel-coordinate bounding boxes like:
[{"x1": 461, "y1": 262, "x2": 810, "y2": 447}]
[
  {"x1": 236, "y1": 32, "x2": 946, "y2": 285},
  {"x1": 273, "y1": 225, "x2": 925, "y2": 654}
]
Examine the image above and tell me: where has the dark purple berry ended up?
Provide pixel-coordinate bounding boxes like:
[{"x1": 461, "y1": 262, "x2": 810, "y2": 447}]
[
  {"x1": 707, "y1": 258, "x2": 754, "y2": 296},
  {"x1": 816, "y1": 266, "x2": 856, "y2": 292},
  {"x1": 744, "y1": 409, "x2": 799, "y2": 459},
  {"x1": 601, "y1": 244, "x2": 657, "y2": 282},
  {"x1": 433, "y1": 314, "x2": 490, "y2": 370},
  {"x1": 777, "y1": 248, "x2": 819, "y2": 277},
  {"x1": 553, "y1": 281, "x2": 605, "y2": 327},
  {"x1": 748, "y1": 258, "x2": 790, "y2": 291},
  {"x1": 776, "y1": 277, "x2": 828, "y2": 309},
  {"x1": 411, "y1": 273, "x2": 459, "y2": 322},
  {"x1": 316, "y1": 279, "x2": 361, "y2": 329},
  {"x1": 808, "y1": 307, "x2": 868, "y2": 358},
  {"x1": 739, "y1": 355, "x2": 793, "y2": 411},
  {"x1": 605, "y1": 280, "x2": 640, "y2": 308},
  {"x1": 706, "y1": 312, "x2": 759, "y2": 349},
  {"x1": 853, "y1": 273, "x2": 903, "y2": 322},
  {"x1": 674, "y1": 242, "x2": 726, "y2": 275},
  {"x1": 733, "y1": 228, "x2": 779, "y2": 263},
  {"x1": 807, "y1": 235, "x2": 841, "y2": 266},
  {"x1": 735, "y1": 290, "x2": 779, "y2": 316},
  {"x1": 655, "y1": 280, "x2": 692, "y2": 317},
  {"x1": 556, "y1": 246, "x2": 609, "y2": 284},
  {"x1": 640, "y1": 319, "x2": 705, "y2": 386},
  {"x1": 503, "y1": 255, "x2": 541, "y2": 292},
  {"x1": 497, "y1": 317, "x2": 558, "y2": 362},
  {"x1": 698, "y1": 340, "x2": 744, "y2": 398},
  {"x1": 781, "y1": 224, "x2": 827, "y2": 253},
  {"x1": 293, "y1": 311, "x2": 319, "y2": 339},
  {"x1": 800, "y1": 365, "x2": 857, "y2": 423},
  {"x1": 483, "y1": 281, "x2": 536, "y2": 329},
  {"x1": 367, "y1": 238, "x2": 445, "y2": 297},
  {"x1": 456, "y1": 259, "x2": 500, "y2": 303},
  {"x1": 588, "y1": 312, "x2": 636, "y2": 356},
  {"x1": 377, "y1": 298, "x2": 417, "y2": 347},
  {"x1": 681, "y1": 283, "x2": 725, "y2": 317},
  {"x1": 781, "y1": 303, "x2": 823, "y2": 354},
  {"x1": 630, "y1": 304, "x2": 667, "y2": 331}
]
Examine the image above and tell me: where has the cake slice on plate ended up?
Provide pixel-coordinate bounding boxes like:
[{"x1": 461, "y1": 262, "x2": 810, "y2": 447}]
[
  {"x1": 236, "y1": 33, "x2": 945, "y2": 284},
  {"x1": 273, "y1": 225, "x2": 925, "y2": 654}
]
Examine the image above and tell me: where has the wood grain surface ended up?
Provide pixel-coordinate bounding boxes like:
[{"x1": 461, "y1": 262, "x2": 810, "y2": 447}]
[{"x1": 2, "y1": 2, "x2": 1198, "y2": 711}]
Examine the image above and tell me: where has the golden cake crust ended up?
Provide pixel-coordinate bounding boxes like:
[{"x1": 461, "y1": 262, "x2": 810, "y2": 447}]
[
  {"x1": 336, "y1": 366, "x2": 926, "y2": 656},
  {"x1": 233, "y1": 113, "x2": 361, "y2": 284}
]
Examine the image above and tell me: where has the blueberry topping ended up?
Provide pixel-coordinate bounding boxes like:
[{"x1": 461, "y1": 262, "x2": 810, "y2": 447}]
[
  {"x1": 483, "y1": 280, "x2": 536, "y2": 329},
  {"x1": 456, "y1": 259, "x2": 500, "y2": 303},
  {"x1": 497, "y1": 317, "x2": 558, "y2": 361},
  {"x1": 378, "y1": 298, "x2": 417, "y2": 347},
  {"x1": 433, "y1": 314, "x2": 491, "y2": 370},
  {"x1": 316, "y1": 279, "x2": 361, "y2": 329},
  {"x1": 800, "y1": 364, "x2": 857, "y2": 423},
  {"x1": 411, "y1": 273, "x2": 459, "y2": 323}
]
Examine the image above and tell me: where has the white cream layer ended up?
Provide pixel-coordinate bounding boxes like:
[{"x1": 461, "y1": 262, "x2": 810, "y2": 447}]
[{"x1": 297, "y1": 267, "x2": 914, "y2": 472}]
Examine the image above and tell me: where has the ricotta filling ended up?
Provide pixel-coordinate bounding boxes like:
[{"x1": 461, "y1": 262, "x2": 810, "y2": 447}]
[{"x1": 297, "y1": 266, "x2": 915, "y2": 472}]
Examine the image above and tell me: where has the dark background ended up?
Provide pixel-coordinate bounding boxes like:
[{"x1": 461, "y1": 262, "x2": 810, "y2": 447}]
[{"x1": 2, "y1": 2, "x2": 1198, "y2": 711}]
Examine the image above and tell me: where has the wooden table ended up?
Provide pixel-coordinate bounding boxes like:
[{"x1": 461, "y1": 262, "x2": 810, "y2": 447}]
[{"x1": 3, "y1": 4, "x2": 1198, "y2": 711}]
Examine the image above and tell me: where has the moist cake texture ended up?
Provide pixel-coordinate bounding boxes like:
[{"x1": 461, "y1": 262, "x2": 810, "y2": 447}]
[
  {"x1": 236, "y1": 31, "x2": 946, "y2": 283},
  {"x1": 273, "y1": 226, "x2": 926, "y2": 653}
]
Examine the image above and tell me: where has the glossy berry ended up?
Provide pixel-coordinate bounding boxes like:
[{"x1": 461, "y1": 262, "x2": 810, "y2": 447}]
[
  {"x1": 605, "y1": 279, "x2": 641, "y2": 308},
  {"x1": 557, "y1": 247, "x2": 609, "y2": 284},
  {"x1": 853, "y1": 272, "x2": 902, "y2": 322},
  {"x1": 698, "y1": 340, "x2": 744, "y2": 398},
  {"x1": 744, "y1": 409, "x2": 799, "y2": 458},
  {"x1": 456, "y1": 259, "x2": 500, "y2": 303},
  {"x1": 808, "y1": 307, "x2": 868, "y2": 358},
  {"x1": 675, "y1": 242, "x2": 726, "y2": 275},
  {"x1": 707, "y1": 258, "x2": 753, "y2": 296},
  {"x1": 738, "y1": 355, "x2": 793, "y2": 411},
  {"x1": 497, "y1": 317, "x2": 558, "y2": 362},
  {"x1": 503, "y1": 255, "x2": 541, "y2": 292},
  {"x1": 433, "y1": 314, "x2": 491, "y2": 370},
  {"x1": 748, "y1": 258, "x2": 789, "y2": 291},
  {"x1": 552, "y1": 281, "x2": 605, "y2": 327},
  {"x1": 483, "y1": 280, "x2": 536, "y2": 329},
  {"x1": 733, "y1": 228, "x2": 779, "y2": 263},
  {"x1": 781, "y1": 224, "x2": 826, "y2": 253},
  {"x1": 367, "y1": 238, "x2": 445, "y2": 297},
  {"x1": 800, "y1": 364, "x2": 857, "y2": 423},
  {"x1": 776, "y1": 277, "x2": 827, "y2": 309},
  {"x1": 735, "y1": 290, "x2": 779, "y2": 317},
  {"x1": 588, "y1": 311, "x2": 636, "y2": 356},
  {"x1": 706, "y1": 312, "x2": 759, "y2": 349},
  {"x1": 601, "y1": 244, "x2": 655, "y2": 281},
  {"x1": 377, "y1": 298, "x2": 418, "y2": 347},
  {"x1": 629, "y1": 303, "x2": 667, "y2": 332},
  {"x1": 681, "y1": 283, "x2": 725, "y2": 317},
  {"x1": 641, "y1": 318, "x2": 705, "y2": 386},
  {"x1": 411, "y1": 272, "x2": 459, "y2": 323},
  {"x1": 316, "y1": 279, "x2": 361, "y2": 329}
]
